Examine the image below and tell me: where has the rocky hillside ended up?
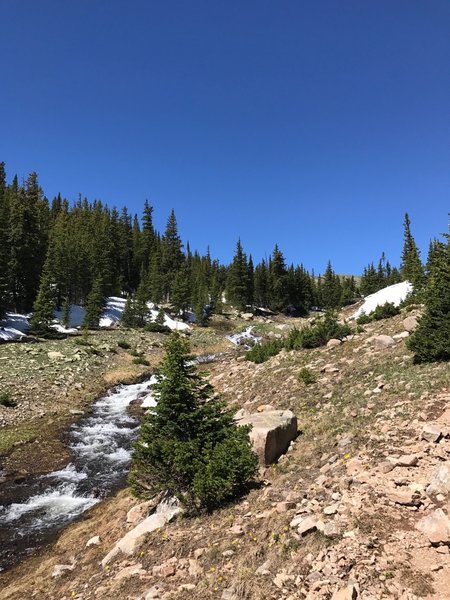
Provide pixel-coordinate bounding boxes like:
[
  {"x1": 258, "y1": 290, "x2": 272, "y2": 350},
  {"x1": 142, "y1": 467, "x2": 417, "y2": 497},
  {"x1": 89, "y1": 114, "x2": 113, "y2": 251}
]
[{"x1": 1, "y1": 307, "x2": 450, "y2": 600}]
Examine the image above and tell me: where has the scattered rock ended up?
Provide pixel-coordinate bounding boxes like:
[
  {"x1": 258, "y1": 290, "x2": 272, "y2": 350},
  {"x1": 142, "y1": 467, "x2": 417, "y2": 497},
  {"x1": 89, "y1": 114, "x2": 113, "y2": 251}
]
[
  {"x1": 188, "y1": 558, "x2": 203, "y2": 577},
  {"x1": 276, "y1": 501, "x2": 296, "y2": 513},
  {"x1": 85, "y1": 535, "x2": 101, "y2": 548},
  {"x1": 126, "y1": 499, "x2": 158, "y2": 524},
  {"x1": 296, "y1": 515, "x2": 318, "y2": 536},
  {"x1": 102, "y1": 497, "x2": 181, "y2": 565},
  {"x1": 403, "y1": 316, "x2": 418, "y2": 332},
  {"x1": 256, "y1": 404, "x2": 275, "y2": 412},
  {"x1": 421, "y1": 423, "x2": 443, "y2": 443},
  {"x1": 114, "y1": 563, "x2": 145, "y2": 581},
  {"x1": 416, "y1": 508, "x2": 450, "y2": 544},
  {"x1": 346, "y1": 457, "x2": 364, "y2": 476},
  {"x1": 52, "y1": 563, "x2": 75, "y2": 578},
  {"x1": 324, "y1": 503, "x2": 339, "y2": 515},
  {"x1": 374, "y1": 335, "x2": 395, "y2": 350},
  {"x1": 143, "y1": 586, "x2": 162, "y2": 600},
  {"x1": 332, "y1": 584, "x2": 358, "y2": 600},
  {"x1": 395, "y1": 454, "x2": 418, "y2": 467},
  {"x1": 386, "y1": 489, "x2": 419, "y2": 506},
  {"x1": 327, "y1": 339, "x2": 342, "y2": 348},
  {"x1": 427, "y1": 464, "x2": 450, "y2": 495}
]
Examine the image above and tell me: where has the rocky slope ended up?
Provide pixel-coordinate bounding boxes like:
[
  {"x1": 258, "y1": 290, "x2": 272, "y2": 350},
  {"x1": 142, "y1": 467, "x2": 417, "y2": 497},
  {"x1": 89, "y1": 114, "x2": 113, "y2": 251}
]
[{"x1": 1, "y1": 307, "x2": 450, "y2": 599}]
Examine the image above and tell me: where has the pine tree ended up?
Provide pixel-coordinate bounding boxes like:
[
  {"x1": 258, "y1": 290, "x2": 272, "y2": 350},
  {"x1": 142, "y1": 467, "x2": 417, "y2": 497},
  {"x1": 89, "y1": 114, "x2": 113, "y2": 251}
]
[
  {"x1": 321, "y1": 261, "x2": 342, "y2": 309},
  {"x1": 161, "y1": 209, "x2": 184, "y2": 300},
  {"x1": 29, "y1": 267, "x2": 57, "y2": 335},
  {"x1": 194, "y1": 282, "x2": 210, "y2": 327},
  {"x1": 148, "y1": 250, "x2": 164, "y2": 303},
  {"x1": 254, "y1": 260, "x2": 269, "y2": 308},
  {"x1": 141, "y1": 200, "x2": 156, "y2": 267},
  {"x1": 226, "y1": 239, "x2": 250, "y2": 310},
  {"x1": 155, "y1": 307, "x2": 166, "y2": 326},
  {"x1": 170, "y1": 266, "x2": 191, "y2": 316},
  {"x1": 121, "y1": 295, "x2": 137, "y2": 327},
  {"x1": 62, "y1": 296, "x2": 71, "y2": 328},
  {"x1": 0, "y1": 162, "x2": 9, "y2": 318},
  {"x1": 400, "y1": 213, "x2": 424, "y2": 290},
  {"x1": 129, "y1": 334, "x2": 258, "y2": 511},
  {"x1": 408, "y1": 226, "x2": 450, "y2": 363},
  {"x1": 83, "y1": 277, "x2": 105, "y2": 329},
  {"x1": 268, "y1": 245, "x2": 289, "y2": 312}
]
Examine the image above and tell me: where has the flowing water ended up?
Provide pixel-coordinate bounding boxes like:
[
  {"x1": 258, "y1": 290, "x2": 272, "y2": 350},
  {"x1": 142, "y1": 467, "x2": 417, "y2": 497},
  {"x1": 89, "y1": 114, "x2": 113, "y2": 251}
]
[
  {"x1": 0, "y1": 379, "x2": 156, "y2": 572},
  {"x1": 0, "y1": 351, "x2": 225, "y2": 572}
]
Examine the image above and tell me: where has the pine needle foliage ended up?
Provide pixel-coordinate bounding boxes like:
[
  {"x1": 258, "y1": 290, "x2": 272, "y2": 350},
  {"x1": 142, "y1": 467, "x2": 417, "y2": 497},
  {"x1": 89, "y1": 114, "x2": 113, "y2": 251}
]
[
  {"x1": 130, "y1": 334, "x2": 258, "y2": 512},
  {"x1": 408, "y1": 227, "x2": 450, "y2": 363}
]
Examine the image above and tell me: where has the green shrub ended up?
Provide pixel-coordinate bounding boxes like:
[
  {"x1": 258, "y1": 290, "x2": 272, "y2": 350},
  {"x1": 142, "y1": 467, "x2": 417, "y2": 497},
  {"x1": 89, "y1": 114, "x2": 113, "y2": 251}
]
[
  {"x1": 133, "y1": 356, "x2": 150, "y2": 366},
  {"x1": 356, "y1": 313, "x2": 372, "y2": 325},
  {"x1": 130, "y1": 334, "x2": 258, "y2": 512},
  {"x1": 357, "y1": 302, "x2": 400, "y2": 325},
  {"x1": 284, "y1": 327, "x2": 304, "y2": 351},
  {"x1": 371, "y1": 302, "x2": 400, "y2": 320},
  {"x1": 117, "y1": 339, "x2": 131, "y2": 349},
  {"x1": 286, "y1": 312, "x2": 351, "y2": 350},
  {"x1": 245, "y1": 338, "x2": 284, "y2": 363},
  {"x1": 0, "y1": 392, "x2": 17, "y2": 408},
  {"x1": 246, "y1": 313, "x2": 351, "y2": 362},
  {"x1": 298, "y1": 367, "x2": 316, "y2": 385},
  {"x1": 144, "y1": 322, "x2": 171, "y2": 334}
]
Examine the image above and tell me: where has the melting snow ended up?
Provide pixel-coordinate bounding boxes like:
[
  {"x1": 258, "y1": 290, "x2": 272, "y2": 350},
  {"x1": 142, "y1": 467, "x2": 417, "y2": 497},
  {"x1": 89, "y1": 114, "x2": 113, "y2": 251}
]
[
  {"x1": 226, "y1": 326, "x2": 262, "y2": 348},
  {"x1": 353, "y1": 281, "x2": 413, "y2": 319},
  {"x1": 0, "y1": 296, "x2": 189, "y2": 342}
]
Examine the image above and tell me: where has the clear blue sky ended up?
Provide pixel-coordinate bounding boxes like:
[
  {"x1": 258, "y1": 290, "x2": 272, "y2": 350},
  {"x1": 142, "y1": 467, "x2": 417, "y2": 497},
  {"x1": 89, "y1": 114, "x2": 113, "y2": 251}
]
[{"x1": 1, "y1": 0, "x2": 449, "y2": 274}]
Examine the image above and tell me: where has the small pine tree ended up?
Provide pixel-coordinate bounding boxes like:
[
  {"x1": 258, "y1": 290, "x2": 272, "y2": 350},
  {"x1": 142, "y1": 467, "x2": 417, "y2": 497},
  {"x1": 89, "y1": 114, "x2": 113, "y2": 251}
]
[
  {"x1": 121, "y1": 295, "x2": 137, "y2": 327},
  {"x1": 62, "y1": 296, "x2": 71, "y2": 328},
  {"x1": 155, "y1": 307, "x2": 166, "y2": 326},
  {"x1": 130, "y1": 334, "x2": 258, "y2": 512},
  {"x1": 83, "y1": 277, "x2": 105, "y2": 329},
  {"x1": 408, "y1": 228, "x2": 450, "y2": 363},
  {"x1": 226, "y1": 239, "x2": 250, "y2": 310},
  {"x1": 401, "y1": 213, "x2": 424, "y2": 290},
  {"x1": 29, "y1": 268, "x2": 57, "y2": 335}
]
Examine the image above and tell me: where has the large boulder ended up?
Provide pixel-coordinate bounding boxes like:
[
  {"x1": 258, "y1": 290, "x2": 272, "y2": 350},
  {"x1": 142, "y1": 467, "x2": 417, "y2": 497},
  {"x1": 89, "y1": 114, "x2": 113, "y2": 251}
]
[{"x1": 235, "y1": 410, "x2": 298, "y2": 465}]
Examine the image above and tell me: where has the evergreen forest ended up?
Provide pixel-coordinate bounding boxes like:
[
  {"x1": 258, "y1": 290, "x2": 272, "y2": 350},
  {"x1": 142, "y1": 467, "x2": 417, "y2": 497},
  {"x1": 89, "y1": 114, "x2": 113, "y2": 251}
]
[{"x1": 0, "y1": 163, "x2": 435, "y2": 326}]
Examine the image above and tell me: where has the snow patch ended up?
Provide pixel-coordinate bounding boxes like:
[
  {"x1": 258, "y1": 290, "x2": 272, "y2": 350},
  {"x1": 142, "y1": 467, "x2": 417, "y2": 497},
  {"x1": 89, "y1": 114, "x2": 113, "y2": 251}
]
[
  {"x1": 227, "y1": 326, "x2": 262, "y2": 348},
  {"x1": 0, "y1": 297, "x2": 189, "y2": 342},
  {"x1": 353, "y1": 281, "x2": 413, "y2": 319}
]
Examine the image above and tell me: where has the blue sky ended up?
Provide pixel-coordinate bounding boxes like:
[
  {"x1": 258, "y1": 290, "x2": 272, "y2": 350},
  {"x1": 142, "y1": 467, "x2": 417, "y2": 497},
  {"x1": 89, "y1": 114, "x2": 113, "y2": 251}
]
[{"x1": 1, "y1": 0, "x2": 449, "y2": 274}]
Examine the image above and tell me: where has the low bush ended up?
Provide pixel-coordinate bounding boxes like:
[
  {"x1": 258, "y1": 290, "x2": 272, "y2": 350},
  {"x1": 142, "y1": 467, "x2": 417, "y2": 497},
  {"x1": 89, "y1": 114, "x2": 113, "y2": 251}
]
[
  {"x1": 371, "y1": 302, "x2": 400, "y2": 320},
  {"x1": 133, "y1": 356, "x2": 150, "y2": 366},
  {"x1": 144, "y1": 322, "x2": 171, "y2": 334},
  {"x1": 245, "y1": 338, "x2": 284, "y2": 363},
  {"x1": 356, "y1": 313, "x2": 372, "y2": 325},
  {"x1": 298, "y1": 367, "x2": 316, "y2": 385},
  {"x1": 246, "y1": 312, "x2": 352, "y2": 363},
  {"x1": 286, "y1": 312, "x2": 351, "y2": 350},
  {"x1": 0, "y1": 392, "x2": 17, "y2": 408},
  {"x1": 117, "y1": 339, "x2": 131, "y2": 349},
  {"x1": 357, "y1": 302, "x2": 400, "y2": 325}
]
